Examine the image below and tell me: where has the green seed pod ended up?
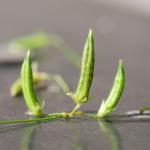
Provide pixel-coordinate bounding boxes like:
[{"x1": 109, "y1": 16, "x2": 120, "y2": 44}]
[
  {"x1": 10, "y1": 78, "x2": 22, "y2": 97},
  {"x1": 139, "y1": 106, "x2": 150, "y2": 114},
  {"x1": 21, "y1": 50, "x2": 43, "y2": 117},
  {"x1": 10, "y1": 72, "x2": 49, "y2": 97},
  {"x1": 98, "y1": 60, "x2": 125, "y2": 118},
  {"x1": 67, "y1": 29, "x2": 95, "y2": 105}
]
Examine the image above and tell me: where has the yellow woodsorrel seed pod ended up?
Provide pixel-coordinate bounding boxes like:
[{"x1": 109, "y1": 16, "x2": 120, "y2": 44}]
[
  {"x1": 98, "y1": 60, "x2": 125, "y2": 118},
  {"x1": 21, "y1": 50, "x2": 43, "y2": 117},
  {"x1": 10, "y1": 72, "x2": 49, "y2": 97},
  {"x1": 10, "y1": 78, "x2": 22, "y2": 97},
  {"x1": 67, "y1": 29, "x2": 94, "y2": 104}
]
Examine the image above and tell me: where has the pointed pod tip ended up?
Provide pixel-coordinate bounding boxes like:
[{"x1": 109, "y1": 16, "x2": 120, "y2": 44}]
[
  {"x1": 88, "y1": 29, "x2": 93, "y2": 37},
  {"x1": 119, "y1": 59, "x2": 123, "y2": 64},
  {"x1": 24, "y1": 50, "x2": 31, "y2": 62},
  {"x1": 26, "y1": 50, "x2": 30, "y2": 58},
  {"x1": 23, "y1": 50, "x2": 31, "y2": 64},
  {"x1": 86, "y1": 29, "x2": 94, "y2": 47},
  {"x1": 117, "y1": 59, "x2": 125, "y2": 78},
  {"x1": 89, "y1": 28, "x2": 93, "y2": 33},
  {"x1": 118, "y1": 59, "x2": 124, "y2": 69}
]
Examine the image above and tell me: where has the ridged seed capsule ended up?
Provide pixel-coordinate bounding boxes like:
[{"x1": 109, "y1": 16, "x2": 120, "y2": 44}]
[
  {"x1": 21, "y1": 51, "x2": 43, "y2": 117},
  {"x1": 98, "y1": 60, "x2": 125, "y2": 118},
  {"x1": 67, "y1": 29, "x2": 94, "y2": 114}
]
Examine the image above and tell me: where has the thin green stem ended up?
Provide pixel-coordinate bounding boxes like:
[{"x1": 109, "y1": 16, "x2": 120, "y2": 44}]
[
  {"x1": 0, "y1": 113, "x2": 64, "y2": 125},
  {"x1": 83, "y1": 113, "x2": 98, "y2": 119},
  {"x1": 139, "y1": 107, "x2": 150, "y2": 114},
  {"x1": 9, "y1": 33, "x2": 81, "y2": 69},
  {"x1": 0, "y1": 112, "x2": 97, "y2": 125},
  {"x1": 52, "y1": 74, "x2": 70, "y2": 93},
  {"x1": 0, "y1": 111, "x2": 149, "y2": 126},
  {"x1": 69, "y1": 104, "x2": 82, "y2": 116},
  {"x1": 46, "y1": 74, "x2": 70, "y2": 93}
]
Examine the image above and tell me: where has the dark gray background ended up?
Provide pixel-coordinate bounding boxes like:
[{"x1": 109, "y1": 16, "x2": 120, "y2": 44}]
[{"x1": 0, "y1": 0, "x2": 150, "y2": 150}]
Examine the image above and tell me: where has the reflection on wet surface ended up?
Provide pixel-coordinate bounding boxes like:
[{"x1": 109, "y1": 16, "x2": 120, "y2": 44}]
[
  {"x1": 0, "y1": 116, "x2": 149, "y2": 150},
  {"x1": 99, "y1": 121, "x2": 121, "y2": 150},
  {"x1": 20, "y1": 124, "x2": 37, "y2": 150}
]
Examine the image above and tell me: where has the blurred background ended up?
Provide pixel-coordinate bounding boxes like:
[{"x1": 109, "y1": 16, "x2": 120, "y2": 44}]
[{"x1": 0, "y1": 0, "x2": 150, "y2": 150}]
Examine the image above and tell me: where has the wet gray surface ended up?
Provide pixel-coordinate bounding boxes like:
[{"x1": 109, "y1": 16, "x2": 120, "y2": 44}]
[{"x1": 0, "y1": 0, "x2": 150, "y2": 150}]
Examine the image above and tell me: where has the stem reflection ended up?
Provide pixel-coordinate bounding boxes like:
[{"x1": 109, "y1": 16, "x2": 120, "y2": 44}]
[{"x1": 99, "y1": 120, "x2": 122, "y2": 150}]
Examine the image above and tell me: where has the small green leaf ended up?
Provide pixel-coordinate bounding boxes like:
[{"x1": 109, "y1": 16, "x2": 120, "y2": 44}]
[
  {"x1": 9, "y1": 32, "x2": 50, "y2": 50},
  {"x1": 9, "y1": 32, "x2": 81, "y2": 68}
]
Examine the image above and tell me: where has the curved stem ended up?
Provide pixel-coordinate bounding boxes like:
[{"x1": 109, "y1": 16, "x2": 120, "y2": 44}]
[
  {"x1": 47, "y1": 74, "x2": 70, "y2": 94},
  {"x1": 52, "y1": 74, "x2": 70, "y2": 93},
  {"x1": 69, "y1": 104, "x2": 82, "y2": 116}
]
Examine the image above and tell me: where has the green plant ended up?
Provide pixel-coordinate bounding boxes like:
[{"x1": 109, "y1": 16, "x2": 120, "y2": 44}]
[
  {"x1": 9, "y1": 32, "x2": 50, "y2": 50},
  {"x1": 11, "y1": 69, "x2": 70, "y2": 97},
  {"x1": 97, "y1": 60, "x2": 125, "y2": 118},
  {"x1": 140, "y1": 106, "x2": 150, "y2": 114},
  {"x1": 9, "y1": 32, "x2": 81, "y2": 68},
  {"x1": 67, "y1": 29, "x2": 94, "y2": 115},
  {"x1": 21, "y1": 51, "x2": 44, "y2": 117},
  {"x1": 0, "y1": 29, "x2": 126, "y2": 125},
  {"x1": 10, "y1": 70, "x2": 49, "y2": 97}
]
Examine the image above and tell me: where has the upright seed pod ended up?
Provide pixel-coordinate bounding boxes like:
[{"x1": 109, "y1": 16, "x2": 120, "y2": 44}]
[
  {"x1": 97, "y1": 60, "x2": 125, "y2": 118},
  {"x1": 67, "y1": 29, "x2": 95, "y2": 105},
  {"x1": 21, "y1": 50, "x2": 43, "y2": 117}
]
